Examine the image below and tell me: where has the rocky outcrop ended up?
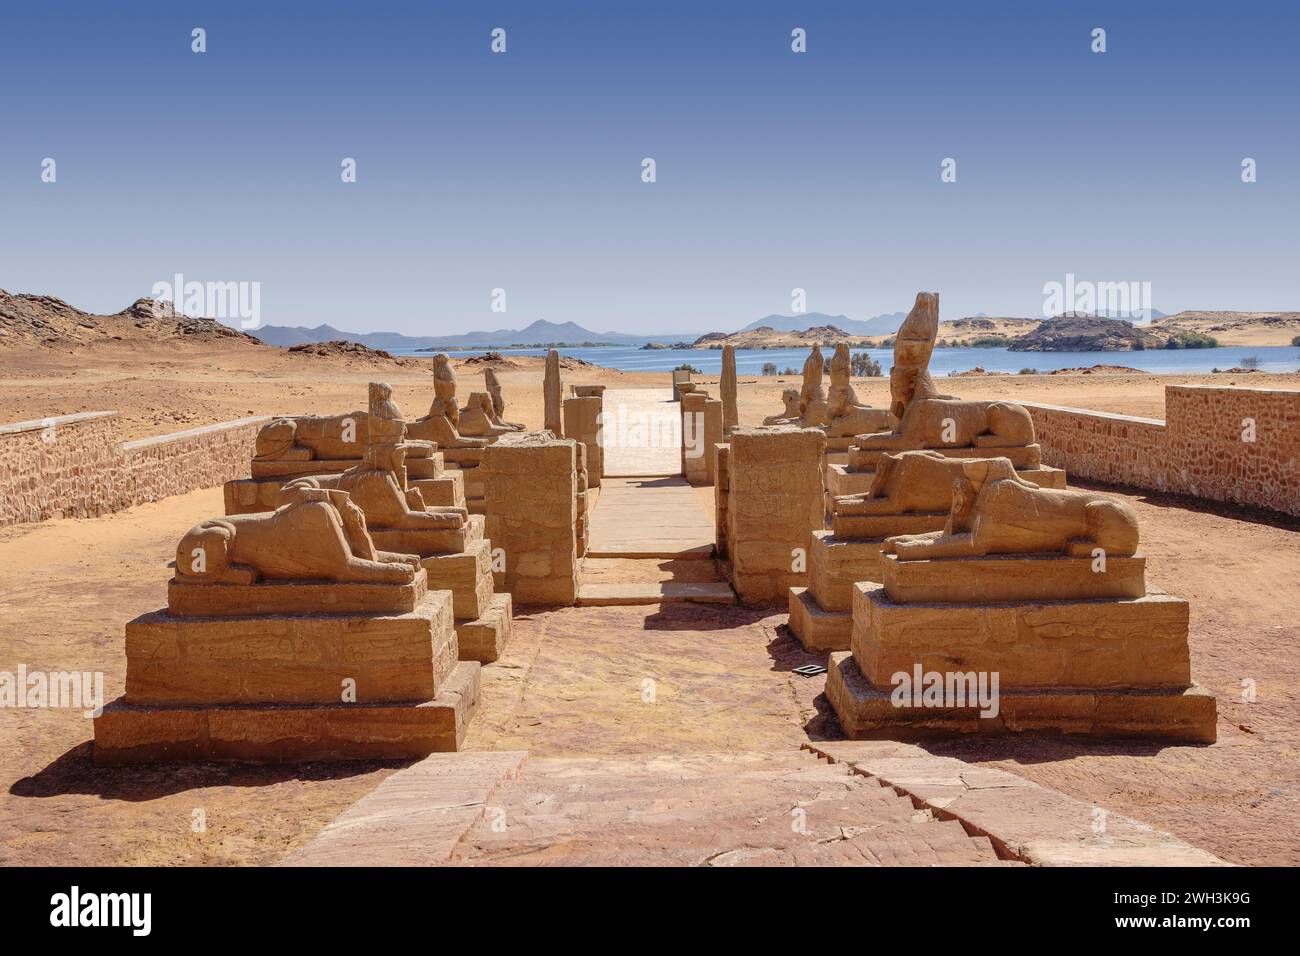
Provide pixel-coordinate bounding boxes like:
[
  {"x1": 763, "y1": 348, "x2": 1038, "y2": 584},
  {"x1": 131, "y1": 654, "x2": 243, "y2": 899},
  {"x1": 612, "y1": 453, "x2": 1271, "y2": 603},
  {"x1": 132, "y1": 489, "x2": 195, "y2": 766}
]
[{"x1": 1009, "y1": 315, "x2": 1163, "y2": 352}]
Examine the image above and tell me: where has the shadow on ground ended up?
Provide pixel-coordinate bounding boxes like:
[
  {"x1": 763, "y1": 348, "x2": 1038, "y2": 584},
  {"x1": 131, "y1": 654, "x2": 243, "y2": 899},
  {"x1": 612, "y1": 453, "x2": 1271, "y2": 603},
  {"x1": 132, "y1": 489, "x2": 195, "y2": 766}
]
[{"x1": 10, "y1": 742, "x2": 406, "y2": 802}]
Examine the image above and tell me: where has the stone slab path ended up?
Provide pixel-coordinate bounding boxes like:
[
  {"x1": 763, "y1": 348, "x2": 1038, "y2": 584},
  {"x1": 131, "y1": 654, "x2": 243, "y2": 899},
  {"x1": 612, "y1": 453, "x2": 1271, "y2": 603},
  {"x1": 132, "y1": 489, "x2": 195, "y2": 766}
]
[
  {"x1": 806, "y1": 741, "x2": 1227, "y2": 866},
  {"x1": 599, "y1": 388, "x2": 682, "y2": 477},
  {"x1": 586, "y1": 476, "x2": 715, "y2": 559},
  {"x1": 288, "y1": 749, "x2": 1012, "y2": 866}
]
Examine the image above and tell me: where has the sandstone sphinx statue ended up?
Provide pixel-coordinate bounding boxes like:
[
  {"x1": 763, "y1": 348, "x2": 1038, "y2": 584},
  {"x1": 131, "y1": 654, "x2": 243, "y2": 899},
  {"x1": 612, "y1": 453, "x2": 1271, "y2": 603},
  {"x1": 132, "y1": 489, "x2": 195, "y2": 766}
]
[
  {"x1": 253, "y1": 413, "x2": 364, "y2": 465},
  {"x1": 763, "y1": 346, "x2": 830, "y2": 427},
  {"x1": 836, "y1": 449, "x2": 996, "y2": 517},
  {"x1": 283, "y1": 442, "x2": 465, "y2": 532},
  {"x1": 762, "y1": 387, "x2": 801, "y2": 425},
  {"x1": 484, "y1": 367, "x2": 525, "y2": 430},
  {"x1": 825, "y1": 342, "x2": 892, "y2": 438},
  {"x1": 97, "y1": 479, "x2": 483, "y2": 765},
  {"x1": 884, "y1": 459, "x2": 1139, "y2": 561},
  {"x1": 225, "y1": 382, "x2": 466, "y2": 516},
  {"x1": 406, "y1": 353, "x2": 490, "y2": 449},
  {"x1": 844, "y1": 293, "x2": 1048, "y2": 475},
  {"x1": 176, "y1": 486, "x2": 419, "y2": 586},
  {"x1": 458, "y1": 391, "x2": 516, "y2": 438},
  {"x1": 822, "y1": 451, "x2": 1214, "y2": 743}
]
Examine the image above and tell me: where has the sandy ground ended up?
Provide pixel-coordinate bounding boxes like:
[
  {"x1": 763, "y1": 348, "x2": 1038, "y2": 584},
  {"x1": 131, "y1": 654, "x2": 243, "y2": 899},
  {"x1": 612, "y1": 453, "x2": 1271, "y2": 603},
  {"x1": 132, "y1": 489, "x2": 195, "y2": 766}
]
[
  {"x1": 1, "y1": 343, "x2": 1298, "y2": 866},
  {"x1": 3, "y1": 478, "x2": 1299, "y2": 866},
  {"x1": 2, "y1": 339, "x2": 1297, "y2": 438}
]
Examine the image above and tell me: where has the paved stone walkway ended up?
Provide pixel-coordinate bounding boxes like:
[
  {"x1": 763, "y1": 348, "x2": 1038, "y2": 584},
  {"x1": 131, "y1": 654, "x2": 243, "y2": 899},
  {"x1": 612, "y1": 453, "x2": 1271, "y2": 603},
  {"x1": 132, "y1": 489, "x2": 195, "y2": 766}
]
[
  {"x1": 291, "y1": 749, "x2": 1010, "y2": 866},
  {"x1": 586, "y1": 477, "x2": 715, "y2": 559},
  {"x1": 599, "y1": 388, "x2": 682, "y2": 477}
]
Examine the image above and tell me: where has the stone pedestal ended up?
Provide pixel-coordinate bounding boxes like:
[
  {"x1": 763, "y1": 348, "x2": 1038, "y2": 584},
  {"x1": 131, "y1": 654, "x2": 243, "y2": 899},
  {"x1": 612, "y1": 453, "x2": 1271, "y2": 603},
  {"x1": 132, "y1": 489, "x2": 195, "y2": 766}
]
[
  {"x1": 713, "y1": 443, "x2": 731, "y2": 559},
  {"x1": 226, "y1": 451, "x2": 465, "y2": 515},
  {"x1": 574, "y1": 442, "x2": 591, "y2": 557},
  {"x1": 367, "y1": 514, "x2": 514, "y2": 665},
  {"x1": 786, "y1": 532, "x2": 887, "y2": 652},
  {"x1": 825, "y1": 555, "x2": 1217, "y2": 742},
  {"x1": 93, "y1": 580, "x2": 481, "y2": 763},
  {"x1": 727, "y1": 425, "x2": 825, "y2": 604},
  {"x1": 680, "y1": 393, "x2": 723, "y2": 487},
  {"x1": 483, "y1": 433, "x2": 579, "y2": 605},
  {"x1": 563, "y1": 394, "x2": 603, "y2": 488}
]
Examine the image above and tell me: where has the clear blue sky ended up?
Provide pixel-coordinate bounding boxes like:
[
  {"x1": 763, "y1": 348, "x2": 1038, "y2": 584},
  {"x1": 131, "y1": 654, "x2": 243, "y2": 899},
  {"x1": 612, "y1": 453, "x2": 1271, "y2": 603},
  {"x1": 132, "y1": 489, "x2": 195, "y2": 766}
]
[{"x1": 2, "y1": 0, "x2": 1297, "y2": 335}]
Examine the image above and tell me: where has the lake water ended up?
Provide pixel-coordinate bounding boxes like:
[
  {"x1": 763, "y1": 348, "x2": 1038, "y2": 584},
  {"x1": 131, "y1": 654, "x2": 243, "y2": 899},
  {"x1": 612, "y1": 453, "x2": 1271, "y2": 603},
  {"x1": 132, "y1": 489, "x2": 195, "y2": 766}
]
[{"x1": 391, "y1": 344, "x2": 1300, "y2": 376}]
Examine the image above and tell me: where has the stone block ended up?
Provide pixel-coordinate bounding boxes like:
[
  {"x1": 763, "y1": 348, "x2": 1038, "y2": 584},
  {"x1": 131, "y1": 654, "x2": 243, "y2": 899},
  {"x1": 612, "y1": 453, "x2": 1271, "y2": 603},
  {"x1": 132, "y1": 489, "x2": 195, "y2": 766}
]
[
  {"x1": 95, "y1": 661, "x2": 481, "y2": 764},
  {"x1": 421, "y1": 539, "x2": 494, "y2": 620},
  {"x1": 454, "y1": 593, "x2": 513, "y2": 664},
  {"x1": 167, "y1": 570, "x2": 429, "y2": 618},
  {"x1": 851, "y1": 583, "x2": 1193, "y2": 690},
  {"x1": 124, "y1": 590, "x2": 457, "y2": 706},
  {"x1": 807, "y1": 531, "x2": 885, "y2": 611},
  {"x1": 826, "y1": 652, "x2": 1215, "y2": 743},
  {"x1": 787, "y1": 586, "x2": 851, "y2": 653},
  {"x1": 880, "y1": 552, "x2": 1147, "y2": 604}
]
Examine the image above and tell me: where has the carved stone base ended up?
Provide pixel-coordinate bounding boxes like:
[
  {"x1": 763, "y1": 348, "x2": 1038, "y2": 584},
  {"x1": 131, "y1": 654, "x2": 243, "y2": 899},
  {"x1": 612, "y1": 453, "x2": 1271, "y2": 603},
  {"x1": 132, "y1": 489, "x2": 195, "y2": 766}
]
[
  {"x1": 787, "y1": 586, "x2": 851, "y2": 653},
  {"x1": 880, "y1": 552, "x2": 1147, "y2": 604},
  {"x1": 421, "y1": 539, "x2": 495, "y2": 620},
  {"x1": 808, "y1": 531, "x2": 887, "y2": 612},
  {"x1": 167, "y1": 570, "x2": 428, "y2": 617},
  {"x1": 826, "y1": 652, "x2": 1215, "y2": 743},
  {"x1": 125, "y1": 591, "x2": 457, "y2": 706},
  {"x1": 853, "y1": 583, "x2": 1193, "y2": 689},
  {"x1": 454, "y1": 593, "x2": 514, "y2": 664},
  {"x1": 93, "y1": 661, "x2": 481, "y2": 764}
]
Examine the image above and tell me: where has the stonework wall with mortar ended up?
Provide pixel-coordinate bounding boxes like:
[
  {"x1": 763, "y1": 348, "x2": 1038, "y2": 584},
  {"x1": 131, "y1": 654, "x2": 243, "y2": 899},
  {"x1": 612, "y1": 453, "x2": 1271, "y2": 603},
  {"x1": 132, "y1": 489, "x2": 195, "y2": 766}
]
[
  {"x1": 0, "y1": 411, "x2": 269, "y2": 527},
  {"x1": 1024, "y1": 385, "x2": 1299, "y2": 516}
]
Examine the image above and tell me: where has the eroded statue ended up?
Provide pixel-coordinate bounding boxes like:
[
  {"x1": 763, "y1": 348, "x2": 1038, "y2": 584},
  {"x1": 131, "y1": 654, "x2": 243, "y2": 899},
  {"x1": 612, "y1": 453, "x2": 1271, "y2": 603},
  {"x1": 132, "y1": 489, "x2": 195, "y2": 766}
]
[
  {"x1": 283, "y1": 443, "x2": 464, "y2": 531},
  {"x1": 884, "y1": 459, "x2": 1139, "y2": 560},
  {"x1": 825, "y1": 342, "x2": 892, "y2": 437},
  {"x1": 176, "y1": 487, "x2": 420, "y2": 586}
]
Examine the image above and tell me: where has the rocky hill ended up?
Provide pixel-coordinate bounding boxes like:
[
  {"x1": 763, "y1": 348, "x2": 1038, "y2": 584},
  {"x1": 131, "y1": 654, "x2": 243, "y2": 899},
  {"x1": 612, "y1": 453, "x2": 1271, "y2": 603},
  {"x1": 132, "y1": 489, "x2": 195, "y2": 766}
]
[
  {"x1": 1008, "y1": 315, "x2": 1164, "y2": 352},
  {"x1": 0, "y1": 291, "x2": 263, "y2": 350},
  {"x1": 693, "y1": 324, "x2": 868, "y2": 349},
  {"x1": 1148, "y1": 311, "x2": 1300, "y2": 347}
]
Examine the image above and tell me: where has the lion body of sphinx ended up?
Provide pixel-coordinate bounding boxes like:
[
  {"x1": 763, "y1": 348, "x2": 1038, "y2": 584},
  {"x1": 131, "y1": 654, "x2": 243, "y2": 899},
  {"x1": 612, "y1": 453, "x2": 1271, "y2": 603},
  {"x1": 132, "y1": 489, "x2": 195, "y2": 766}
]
[
  {"x1": 176, "y1": 490, "x2": 418, "y2": 585},
  {"x1": 283, "y1": 465, "x2": 463, "y2": 531},
  {"x1": 254, "y1": 413, "x2": 367, "y2": 461},
  {"x1": 887, "y1": 469, "x2": 1139, "y2": 560},
  {"x1": 859, "y1": 398, "x2": 1036, "y2": 453},
  {"x1": 837, "y1": 450, "x2": 999, "y2": 516},
  {"x1": 762, "y1": 388, "x2": 802, "y2": 425}
]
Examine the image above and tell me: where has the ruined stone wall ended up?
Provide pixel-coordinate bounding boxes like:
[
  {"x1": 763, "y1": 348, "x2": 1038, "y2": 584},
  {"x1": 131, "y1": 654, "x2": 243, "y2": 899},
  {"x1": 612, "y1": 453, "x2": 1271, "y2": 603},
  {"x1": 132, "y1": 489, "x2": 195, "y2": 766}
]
[
  {"x1": 0, "y1": 412, "x2": 127, "y2": 525},
  {"x1": 1023, "y1": 385, "x2": 1300, "y2": 517},
  {"x1": 1021, "y1": 403, "x2": 1168, "y2": 490},
  {"x1": 0, "y1": 411, "x2": 270, "y2": 527},
  {"x1": 121, "y1": 416, "x2": 270, "y2": 508}
]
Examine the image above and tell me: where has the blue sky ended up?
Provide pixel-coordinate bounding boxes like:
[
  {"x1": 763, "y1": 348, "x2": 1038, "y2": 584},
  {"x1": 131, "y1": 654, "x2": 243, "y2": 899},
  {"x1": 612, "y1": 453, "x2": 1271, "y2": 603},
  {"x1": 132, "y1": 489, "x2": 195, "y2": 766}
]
[{"x1": 2, "y1": 1, "x2": 1297, "y2": 335}]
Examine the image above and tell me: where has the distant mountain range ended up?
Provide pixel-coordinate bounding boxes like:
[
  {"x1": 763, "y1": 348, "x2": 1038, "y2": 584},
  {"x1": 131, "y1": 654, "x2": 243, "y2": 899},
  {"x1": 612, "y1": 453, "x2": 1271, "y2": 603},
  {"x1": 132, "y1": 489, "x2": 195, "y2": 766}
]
[
  {"x1": 250, "y1": 319, "x2": 686, "y2": 350},
  {"x1": 249, "y1": 308, "x2": 1173, "y2": 351}
]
